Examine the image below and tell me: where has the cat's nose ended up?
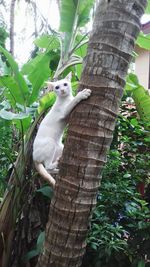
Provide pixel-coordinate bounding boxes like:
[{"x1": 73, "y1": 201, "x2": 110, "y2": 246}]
[{"x1": 61, "y1": 89, "x2": 65, "y2": 93}]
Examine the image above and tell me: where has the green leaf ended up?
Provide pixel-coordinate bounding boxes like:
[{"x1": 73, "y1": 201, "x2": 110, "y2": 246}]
[
  {"x1": 91, "y1": 242, "x2": 98, "y2": 250},
  {"x1": 38, "y1": 92, "x2": 56, "y2": 114},
  {"x1": 125, "y1": 74, "x2": 150, "y2": 126},
  {"x1": 136, "y1": 32, "x2": 150, "y2": 50},
  {"x1": 138, "y1": 259, "x2": 145, "y2": 267},
  {"x1": 133, "y1": 86, "x2": 150, "y2": 123},
  {"x1": 145, "y1": 0, "x2": 150, "y2": 14},
  {"x1": 23, "y1": 231, "x2": 45, "y2": 262},
  {"x1": 59, "y1": 0, "x2": 94, "y2": 32},
  {"x1": 58, "y1": 0, "x2": 93, "y2": 61},
  {"x1": 130, "y1": 118, "x2": 139, "y2": 127},
  {"x1": 77, "y1": 0, "x2": 94, "y2": 27},
  {"x1": 127, "y1": 73, "x2": 139, "y2": 86},
  {"x1": 34, "y1": 34, "x2": 60, "y2": 51},
  {"x1": 0, "y1": 109, "x2": 29, "y2": 120},
  {"x1": 23, "y1": 249, "x2": 39, "y2": 262},
  {"x1": 59, "y1": 0, "x2": 78, "y2": 32},
  {"x1": 0, "y1": 45, "x2": 18, "y2": 72},
  {"x1": 37, "y1": 231, "x2": 45, "y2": 251},
  {"x1": 0, "y1": 76, "x2": 26, "y2": 106},
  {"x1": 0, "y1": 46, "x2": 29, "y2": 105},
  {"x1": 123, "y1": 173, "x2": 131, "y2": 179},
  {"x1": 22, "y1": 52, "x2": 51, "y2": 105},
  {"x1": 14, "y1": 116, "x2": 32, "y2": 133},
  {"x1": 36, "y1": 186, "x2": 53, "y2": 199}
]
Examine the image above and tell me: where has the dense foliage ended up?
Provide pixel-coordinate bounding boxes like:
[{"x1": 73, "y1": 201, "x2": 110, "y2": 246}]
[{"x1": 83, "y1": 101, "x2": 150, "y2": 267}]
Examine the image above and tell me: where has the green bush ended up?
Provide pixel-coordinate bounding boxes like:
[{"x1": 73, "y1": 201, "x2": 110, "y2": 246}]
[
  {"x1": 83, "y1": 100, "x2": 150, "y2": 267},
  {"x1": 0, "y1": 118, "x2": 15, "y2": 196}
]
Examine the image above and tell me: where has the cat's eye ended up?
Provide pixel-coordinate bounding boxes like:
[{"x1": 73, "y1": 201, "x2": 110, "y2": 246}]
[
  {"x1": 64, "y1": 83, "x2": 68, "y2": 86},
  {"x1": 55, "y1": 85, "x2": 60, "y2": 89}
]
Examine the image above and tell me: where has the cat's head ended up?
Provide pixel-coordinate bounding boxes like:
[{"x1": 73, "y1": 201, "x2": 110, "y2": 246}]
[{"x1": 46, "y1": 73, "x2": 72, "y2": 98}]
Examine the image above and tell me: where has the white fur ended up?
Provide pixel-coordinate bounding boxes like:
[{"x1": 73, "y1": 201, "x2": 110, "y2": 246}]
[{"x1": 33, "y1": 73, "x2": 91, "y2": 187}]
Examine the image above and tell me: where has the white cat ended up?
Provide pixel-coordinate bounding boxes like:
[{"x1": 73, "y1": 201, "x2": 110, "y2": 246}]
[{"x1": 33, "y1": 73, "x2": 91, "y2": 188}]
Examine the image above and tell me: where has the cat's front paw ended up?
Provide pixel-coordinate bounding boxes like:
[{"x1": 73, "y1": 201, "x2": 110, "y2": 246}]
[{"x1": 78, "y1": 89, "x2": 91, "y2": 100}]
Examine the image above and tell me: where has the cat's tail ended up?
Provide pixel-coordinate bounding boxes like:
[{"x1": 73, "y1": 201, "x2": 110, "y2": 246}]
[{"x1": 34, "y1": 162, "x2": 56, "y2": 188}]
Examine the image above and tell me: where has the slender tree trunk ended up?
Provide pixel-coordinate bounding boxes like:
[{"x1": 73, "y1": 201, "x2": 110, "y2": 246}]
[
  {"x1": 31, "y1": 0, "x2": 38, "y2": 38},
  {"x1": 56, "y1": 0, "x2": 60, "y2": 12},
  {"x1": 37, "y1": 1, "x2": 147, "y2": 267},
  {"x1": 10, "y1": 0, "x2": 16, "y2": 55}
]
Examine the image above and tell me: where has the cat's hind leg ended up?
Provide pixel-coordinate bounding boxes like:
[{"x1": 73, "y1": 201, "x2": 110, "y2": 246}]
[
  {"x1": 45, "y1": 161, "x2": 58, "y2": 170},
  {"x1": 52, "y1": 143, "x2": 64, "y2": 164},
  {"x1": 45, "y1": 143, "x2": 63, "y2": 174},
  {"x1": 43, "y1": 138, "x2": 58, "y2": 170}
]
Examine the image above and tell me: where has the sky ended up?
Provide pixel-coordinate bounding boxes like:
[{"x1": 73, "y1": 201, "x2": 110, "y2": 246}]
[
  {"x1": 4, "y1": 0, "x2": 150, "y2": 65},
  {"x1": 13, "y1": 0, "x2": 59, "y2": 64}
]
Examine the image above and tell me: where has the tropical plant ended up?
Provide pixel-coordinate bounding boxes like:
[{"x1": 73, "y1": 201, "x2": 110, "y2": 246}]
[
  {"x1": 125, "y1": 73, "x2": 150, "y2": 127},
  {"x1": 53, "y1": 0, "x2": 93, "y2": 78}
]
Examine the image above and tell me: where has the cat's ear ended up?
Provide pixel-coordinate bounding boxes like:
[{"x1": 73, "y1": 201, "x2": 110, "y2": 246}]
[
  {"x1": 65, "y1": 72, "x2": 72, "y2": 82},
  {"x1": 45, "y1": 81, "x2": 54, "y2": 91}
]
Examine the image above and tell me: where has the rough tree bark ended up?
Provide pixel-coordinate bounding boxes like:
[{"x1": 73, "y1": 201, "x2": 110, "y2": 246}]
[{"x1": 37, "y1": 1, "x2": 147, "y2": 267}]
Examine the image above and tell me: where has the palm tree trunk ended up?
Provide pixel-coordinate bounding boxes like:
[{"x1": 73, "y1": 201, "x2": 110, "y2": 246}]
[
  {"x1": 10, "y1": 0, "x2": 16, "y2": 55},
  {"x1": 37, "y1": 1, "x2": 147, "y2": 267}
]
